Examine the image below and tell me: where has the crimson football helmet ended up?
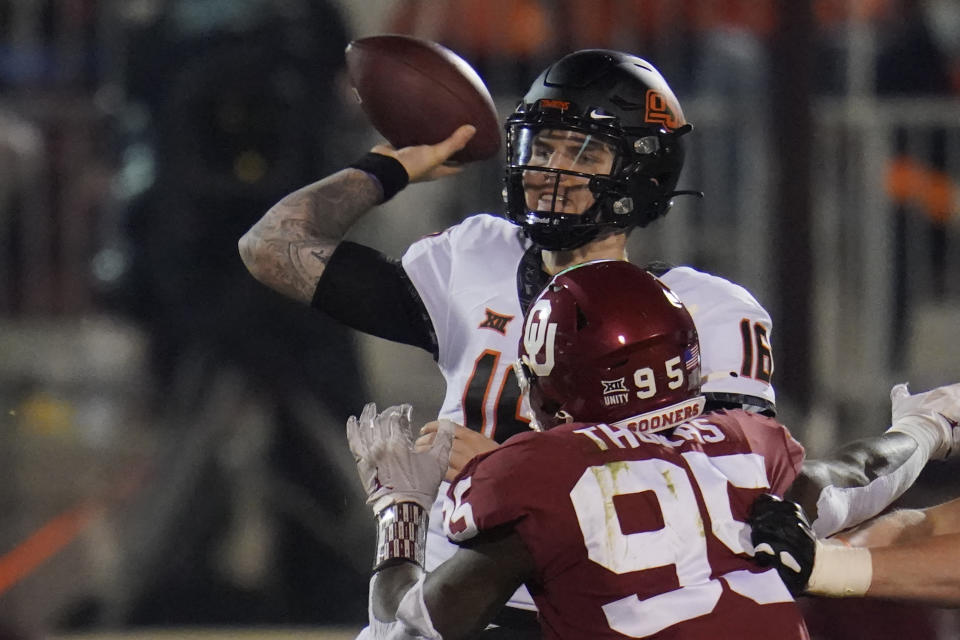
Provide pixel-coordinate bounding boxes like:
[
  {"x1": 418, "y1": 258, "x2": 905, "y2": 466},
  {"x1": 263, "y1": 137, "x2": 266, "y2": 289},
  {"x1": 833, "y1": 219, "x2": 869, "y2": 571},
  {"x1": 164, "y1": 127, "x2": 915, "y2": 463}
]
[
  {"x1": 503, "y1": 49, "x2": 698, "y2": 251},
  {"x1": 516, "y1": 260, "x2": 703, "y2": 430}
]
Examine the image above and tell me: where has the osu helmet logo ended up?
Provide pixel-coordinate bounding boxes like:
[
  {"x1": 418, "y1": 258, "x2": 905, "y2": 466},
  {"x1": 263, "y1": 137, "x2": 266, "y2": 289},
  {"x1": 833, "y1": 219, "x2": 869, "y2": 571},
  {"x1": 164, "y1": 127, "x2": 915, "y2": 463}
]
[{"x1": 644, "y1": 90, "x2": 684, "y2": 131}]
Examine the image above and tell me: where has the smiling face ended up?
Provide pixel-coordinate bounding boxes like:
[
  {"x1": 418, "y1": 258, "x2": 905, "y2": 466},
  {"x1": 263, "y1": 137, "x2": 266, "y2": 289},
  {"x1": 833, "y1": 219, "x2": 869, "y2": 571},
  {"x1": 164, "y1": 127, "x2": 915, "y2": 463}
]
[{"x1": 519, "y1": 129, "x2": 617, "y2": 215}]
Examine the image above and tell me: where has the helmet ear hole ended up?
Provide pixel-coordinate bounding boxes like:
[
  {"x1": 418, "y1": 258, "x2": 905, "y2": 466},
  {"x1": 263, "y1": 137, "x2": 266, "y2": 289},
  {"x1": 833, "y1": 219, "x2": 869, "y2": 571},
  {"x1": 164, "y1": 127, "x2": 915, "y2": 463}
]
[
  {"x1": 634, "y1": 136, "x2": 660, "y2": 155},
  {"x1": 612, "y1": 197, "x2": 633, "y2": 215}
]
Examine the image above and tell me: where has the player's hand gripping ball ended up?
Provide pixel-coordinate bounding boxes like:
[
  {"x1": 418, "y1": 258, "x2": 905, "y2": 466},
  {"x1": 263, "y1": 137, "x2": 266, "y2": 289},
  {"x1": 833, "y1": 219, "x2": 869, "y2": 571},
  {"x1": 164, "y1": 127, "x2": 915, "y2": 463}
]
[{"x1": 345, "y1": 34, "x2": 501, "y2": 163}]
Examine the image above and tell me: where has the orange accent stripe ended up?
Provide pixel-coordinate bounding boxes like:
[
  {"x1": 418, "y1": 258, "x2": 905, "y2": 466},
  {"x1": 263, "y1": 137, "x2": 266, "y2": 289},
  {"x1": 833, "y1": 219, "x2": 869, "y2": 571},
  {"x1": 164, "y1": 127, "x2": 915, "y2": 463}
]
[
  {"x1": 0, "y1": 502, "x2": 97, "y2": 596},
  {"x1": 513, "y1": 393, "x2": 531, "y2": 426}
]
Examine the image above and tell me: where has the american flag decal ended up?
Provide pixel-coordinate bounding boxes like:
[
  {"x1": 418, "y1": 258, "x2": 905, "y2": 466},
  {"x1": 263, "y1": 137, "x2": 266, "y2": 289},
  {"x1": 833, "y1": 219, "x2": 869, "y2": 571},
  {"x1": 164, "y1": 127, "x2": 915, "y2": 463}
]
[{"x1": 686, "y1": 343, "x2": 700, "y2": 369}]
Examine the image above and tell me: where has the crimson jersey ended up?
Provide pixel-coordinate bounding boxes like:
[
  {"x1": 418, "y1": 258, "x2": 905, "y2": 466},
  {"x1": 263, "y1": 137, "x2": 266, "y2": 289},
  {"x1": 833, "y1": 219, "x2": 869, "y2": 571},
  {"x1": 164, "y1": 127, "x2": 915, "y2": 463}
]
[{"x1": 442, "y1": 409, "x2": 809, "y2": 640}]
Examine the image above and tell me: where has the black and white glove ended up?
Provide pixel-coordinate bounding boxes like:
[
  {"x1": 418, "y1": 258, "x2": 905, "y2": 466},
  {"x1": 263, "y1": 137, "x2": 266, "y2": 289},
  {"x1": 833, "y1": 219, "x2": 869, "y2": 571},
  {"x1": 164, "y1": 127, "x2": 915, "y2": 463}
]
[
  {"x1": 347, "y1": 402, "x2": 455, "y2": 514},
  {"x1": 749, "y1": 494, "x2": 816, "y2": 596},
  {"x1": 751, "y1": 494, "x2": 876, "y2": 598},
  {"x1": 888, "y1": 382, "x2": 960, "y2": 459}
]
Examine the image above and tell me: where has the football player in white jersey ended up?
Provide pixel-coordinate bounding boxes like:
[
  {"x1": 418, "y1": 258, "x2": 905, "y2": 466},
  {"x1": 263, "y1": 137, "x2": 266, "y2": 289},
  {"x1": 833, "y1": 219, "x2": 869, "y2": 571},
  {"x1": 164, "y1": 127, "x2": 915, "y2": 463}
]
[{"x1": 239, "y1": 49, "x2": 953, "y2": 633}]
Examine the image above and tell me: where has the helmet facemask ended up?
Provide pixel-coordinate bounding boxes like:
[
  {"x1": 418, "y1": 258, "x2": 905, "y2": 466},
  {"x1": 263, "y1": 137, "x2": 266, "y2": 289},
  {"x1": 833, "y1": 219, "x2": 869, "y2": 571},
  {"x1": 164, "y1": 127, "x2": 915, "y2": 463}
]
[
  {"x1": 504, "y1": 123, "x2": 619, "y2": 250},
  {"x1": 512, "y1": 358, "x2": 558, "y2": 432},
  {"x1": 504, "y1": 112, "x2": 691, "y2": 252}
]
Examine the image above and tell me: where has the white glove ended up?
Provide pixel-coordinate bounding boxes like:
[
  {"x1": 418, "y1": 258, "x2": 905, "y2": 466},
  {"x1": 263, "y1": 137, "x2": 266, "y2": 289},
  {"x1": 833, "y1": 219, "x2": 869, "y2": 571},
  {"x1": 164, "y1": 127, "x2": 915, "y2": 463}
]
[
  {"x1": 888, "y1": 382, "x2": 960, "y2": 459},
  {"x1": 347, "y1": 402, "x2": 455, "y2": 514}
]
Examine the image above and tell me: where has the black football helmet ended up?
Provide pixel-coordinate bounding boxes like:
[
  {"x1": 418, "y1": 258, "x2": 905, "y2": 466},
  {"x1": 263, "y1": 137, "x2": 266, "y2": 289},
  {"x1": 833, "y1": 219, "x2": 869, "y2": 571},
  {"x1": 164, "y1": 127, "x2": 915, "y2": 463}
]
[
  {"x1": 503, "y1": 50, "x2": 696, "y2": 251},
  {"x1": 515, "y1": 260, "x2": 704, "y2": 431}
]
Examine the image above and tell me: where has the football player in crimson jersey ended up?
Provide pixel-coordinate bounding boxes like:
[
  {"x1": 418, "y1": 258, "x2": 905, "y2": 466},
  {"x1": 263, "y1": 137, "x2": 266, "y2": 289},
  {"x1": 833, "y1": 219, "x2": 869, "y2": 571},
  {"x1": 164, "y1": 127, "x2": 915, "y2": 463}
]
[
  {"x1": 240, "y1": 50, "x2": 955, "y2": 633},
  {"x1": 351, "y1": 261, "x2": 813, "y2": 639},
  {"x1": 350, "y1": 262, "x2": 960, "y2": 639}
]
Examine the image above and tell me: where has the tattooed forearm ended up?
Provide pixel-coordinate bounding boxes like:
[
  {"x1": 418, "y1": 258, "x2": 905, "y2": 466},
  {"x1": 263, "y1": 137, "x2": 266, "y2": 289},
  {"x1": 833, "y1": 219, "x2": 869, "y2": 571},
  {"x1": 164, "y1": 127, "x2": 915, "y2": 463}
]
[{"x1": 239, "y1": 168, "x2": 382, "y2": 302}]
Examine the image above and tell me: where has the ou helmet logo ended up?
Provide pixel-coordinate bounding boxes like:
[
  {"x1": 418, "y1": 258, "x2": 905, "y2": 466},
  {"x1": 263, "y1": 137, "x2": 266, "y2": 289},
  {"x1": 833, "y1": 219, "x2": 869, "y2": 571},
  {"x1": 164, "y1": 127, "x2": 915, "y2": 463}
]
[{"x1": 523, "y1": 299, "x2": 557, "y2": 376}]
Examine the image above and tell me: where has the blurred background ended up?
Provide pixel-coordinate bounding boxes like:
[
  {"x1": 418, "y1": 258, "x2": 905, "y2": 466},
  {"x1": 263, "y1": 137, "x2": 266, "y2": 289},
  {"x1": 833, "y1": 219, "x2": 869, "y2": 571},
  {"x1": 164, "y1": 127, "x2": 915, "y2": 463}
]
[{"x1": 0, "y1": 0, "x2": 958, "y2": 638}]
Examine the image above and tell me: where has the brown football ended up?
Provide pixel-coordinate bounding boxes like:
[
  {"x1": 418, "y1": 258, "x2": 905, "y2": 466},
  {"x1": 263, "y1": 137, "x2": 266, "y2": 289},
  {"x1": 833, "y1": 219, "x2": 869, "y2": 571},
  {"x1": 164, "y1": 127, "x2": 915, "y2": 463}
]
[{"x1": 345, "y1": 34, "x2": 501, "y2": 163}]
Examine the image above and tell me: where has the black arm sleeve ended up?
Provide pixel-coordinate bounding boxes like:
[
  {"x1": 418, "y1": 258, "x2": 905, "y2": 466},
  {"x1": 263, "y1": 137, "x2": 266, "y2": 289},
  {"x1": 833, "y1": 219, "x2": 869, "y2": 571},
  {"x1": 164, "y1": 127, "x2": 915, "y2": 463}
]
[{"x1": 312, "y1": 241, "x2": 438, "y2": 358}]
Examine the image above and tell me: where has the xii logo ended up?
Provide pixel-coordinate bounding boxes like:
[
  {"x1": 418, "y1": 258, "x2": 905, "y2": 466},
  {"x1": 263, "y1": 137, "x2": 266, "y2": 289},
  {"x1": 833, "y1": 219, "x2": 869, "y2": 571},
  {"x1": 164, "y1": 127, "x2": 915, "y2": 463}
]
[{"x1": 479, "y1": 308, "x2": 514, "y2": 335}]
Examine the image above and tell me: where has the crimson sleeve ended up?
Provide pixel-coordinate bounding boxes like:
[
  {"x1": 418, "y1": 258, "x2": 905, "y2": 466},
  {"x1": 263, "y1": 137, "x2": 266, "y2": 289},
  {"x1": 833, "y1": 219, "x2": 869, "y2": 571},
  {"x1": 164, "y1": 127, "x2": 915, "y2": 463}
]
[
  {"x1": 736, "y1": 412, "x2": 806, "y2": 495},
  {"x1": 445, "y1": 432, "x2": 554, "y2": 542}
]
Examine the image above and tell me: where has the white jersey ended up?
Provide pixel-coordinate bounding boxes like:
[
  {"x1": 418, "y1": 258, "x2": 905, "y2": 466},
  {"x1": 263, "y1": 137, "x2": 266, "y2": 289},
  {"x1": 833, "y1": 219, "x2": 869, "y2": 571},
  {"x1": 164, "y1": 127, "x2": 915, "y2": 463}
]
[{"x1": 401, "y1": 213, "x2": 775, "y2": 610}]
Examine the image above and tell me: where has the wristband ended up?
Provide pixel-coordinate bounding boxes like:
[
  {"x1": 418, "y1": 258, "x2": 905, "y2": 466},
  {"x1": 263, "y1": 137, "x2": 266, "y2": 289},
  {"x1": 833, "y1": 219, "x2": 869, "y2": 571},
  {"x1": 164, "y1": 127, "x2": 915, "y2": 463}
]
[
  {"x1": 374, "y1": 502, "x2": 427, "y2": 572},
  {"x1": 349, "y1": 152, "x2": 410, "y2": 203},
  {"x1": 806, "y1": 540, "x2": 873, "y2": 597}
]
